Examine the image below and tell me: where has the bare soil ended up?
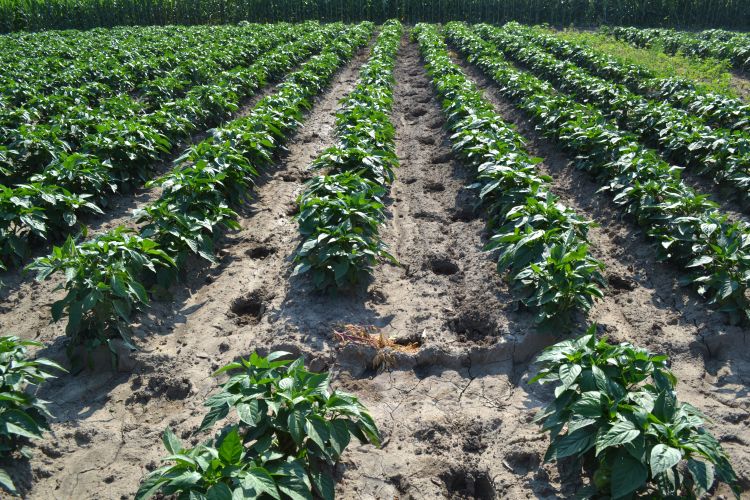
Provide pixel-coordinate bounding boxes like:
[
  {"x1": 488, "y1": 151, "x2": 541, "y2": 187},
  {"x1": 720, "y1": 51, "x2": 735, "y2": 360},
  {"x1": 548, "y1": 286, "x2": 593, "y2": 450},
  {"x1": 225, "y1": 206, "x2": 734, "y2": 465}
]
[
  {"x1": 730, "y1": 71, "x2": 750, "y2": 101},
  {"x1": 3, "y1": 33, "x2": 749, "y2": 499}
]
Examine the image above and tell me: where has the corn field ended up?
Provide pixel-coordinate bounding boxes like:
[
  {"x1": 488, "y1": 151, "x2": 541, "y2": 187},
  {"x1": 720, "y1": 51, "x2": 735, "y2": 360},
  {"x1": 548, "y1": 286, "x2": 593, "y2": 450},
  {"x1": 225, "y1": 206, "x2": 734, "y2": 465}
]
[{"x1": 1, "y1": 0, "x2": 749, "y2": 33}]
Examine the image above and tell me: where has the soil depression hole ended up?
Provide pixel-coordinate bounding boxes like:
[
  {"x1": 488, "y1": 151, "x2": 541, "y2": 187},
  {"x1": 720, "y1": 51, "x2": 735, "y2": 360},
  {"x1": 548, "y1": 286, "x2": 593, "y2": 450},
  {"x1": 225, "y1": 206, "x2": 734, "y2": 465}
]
[
  {"x1": 430, "y1": 257, "x2": 459, "y2": 275},
  {"x1": 440, "y1": 467, "x2": 496, "y2": 499},
  {"x1": 229, "y1": 290, "x2": 272, "y2": 324},
  {"x1": 449, "y1": 309, "x2": 498, "y2": 343},
  {"x1": 245, "y1": 244, "x2": 276, "y2": 260}
]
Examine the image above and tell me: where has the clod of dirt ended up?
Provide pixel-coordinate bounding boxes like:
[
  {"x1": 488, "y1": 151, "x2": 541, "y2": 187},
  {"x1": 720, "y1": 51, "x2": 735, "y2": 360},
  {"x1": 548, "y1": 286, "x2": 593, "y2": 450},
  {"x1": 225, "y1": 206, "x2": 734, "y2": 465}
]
[
  {"x1": 73, "y1": 429, "x2": 96, "y2": 446},
  {"x1": 392, "y1": 330, "x2": 423, "y2": 347},
  {"x1": 432, "y1": 151, "x2": 452, "y2": 163},
  {"x1": 418, "y1": 135, "x2": 436, "y2": 145},
  {"x1": 410, "y1": 107, "x2": 428, "y2": 118},
  {"x1": 126, "y1": 374, "x2": 192, "y2": 404},
  {"x1": 463, "y1": 420, "x2": 488, "y2": 453},
  {"x1": 39, "y1": 444, "x2": 63, "y2": 459},
  {"x1": 430, "y1": 258, "x2": 459, "y2": 275},
  {"x1": 245, "y1": 244, "x2": 276, "y2": 260},
  {"x1": 451, "y1": 207, "x2": 475, "y2": 222},
  {"x1": 440, "y1": 467, "x2": 496, "y2": 499},
  {"x1": 389, "y1": 473, "x2": 411, "y2": 493},
  {"x1": 151, "y1": 375, "x2": 192, "y2": 400},
  {"x1": 229, "y1": 289, "x2": 272, "y2": 324},
  {"x1": 368, "y1": 288, "x2": 387, "y2": 304},
  {"x1": 413, "y1": 210, "x2": 444, "y2": 222},
  {"x1": 285, "y1": 202, "x2": 299, "y2": 216},
  {"x1": 414, "y1": 423, "x2": 451, "y2": 453},
  {"x1": 608, "y1": 273, "x2": 636, "y2": 292}
]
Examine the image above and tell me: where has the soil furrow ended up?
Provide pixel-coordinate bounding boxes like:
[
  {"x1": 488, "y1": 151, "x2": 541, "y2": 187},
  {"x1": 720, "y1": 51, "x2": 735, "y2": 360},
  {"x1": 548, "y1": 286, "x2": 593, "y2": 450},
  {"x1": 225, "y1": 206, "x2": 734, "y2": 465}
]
[{"x1": 316, "y1": 35, "x2": 566, "y2": 500}]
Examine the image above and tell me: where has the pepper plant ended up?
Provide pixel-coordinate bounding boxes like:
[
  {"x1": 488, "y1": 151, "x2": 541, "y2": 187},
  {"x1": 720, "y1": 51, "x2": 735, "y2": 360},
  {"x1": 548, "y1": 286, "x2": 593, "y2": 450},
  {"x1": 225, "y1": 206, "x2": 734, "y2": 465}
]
[
  {"x1": 531, "y1": 328, "x2": 741, "y2": 499},
  {"x1": 26, "y1": 228, "x2": 175, "y2": 371},
  {"x1": 136, "y1": 352, "x2": 380, "y2": 500},
  {"x1": 0, "y1": 336, "x2": 65, "y2": 494}
]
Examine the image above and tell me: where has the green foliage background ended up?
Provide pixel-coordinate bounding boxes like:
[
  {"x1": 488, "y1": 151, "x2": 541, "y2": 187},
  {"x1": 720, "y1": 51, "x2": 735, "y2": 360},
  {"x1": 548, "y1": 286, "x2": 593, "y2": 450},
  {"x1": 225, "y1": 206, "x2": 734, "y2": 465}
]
[{"x1": 1, "y1": 0, "x2": 749, "y2": 34}]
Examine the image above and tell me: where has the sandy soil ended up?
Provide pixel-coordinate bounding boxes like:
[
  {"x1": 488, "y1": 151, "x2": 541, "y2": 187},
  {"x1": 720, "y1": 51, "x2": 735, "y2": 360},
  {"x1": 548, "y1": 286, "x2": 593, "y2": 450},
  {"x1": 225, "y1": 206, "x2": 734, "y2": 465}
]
[{"x1": 2, "y1": 32, "x2": 749, "y2": 500}]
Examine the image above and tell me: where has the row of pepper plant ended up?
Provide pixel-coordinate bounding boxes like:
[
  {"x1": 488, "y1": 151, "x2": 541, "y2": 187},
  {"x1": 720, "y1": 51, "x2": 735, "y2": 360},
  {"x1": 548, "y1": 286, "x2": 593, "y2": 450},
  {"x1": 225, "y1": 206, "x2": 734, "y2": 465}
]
[
  {"x1": 0, "y1": 24, "x2": 278, "y2": 133},
  {"x1": 26, "y1": 23, "x2": 374, "y2": 370},
  {"x1": 0, "y1": 24, "x2": 283, "y2": 180},
  {"x1": 509, "y1": 23, "x2": 750, "y2": 133},
  {"x1": 413, "y1": 24, "x2": 605, "y2": 328},
  {"x1": 0, "y1": 25, "x2": 239, "y2": 110},
  {"x1": 1, "y1": 25, "x2": 280, "y2": 177},
  {"x1": 293, "y1": 20, "x2": 402, "y2": 290},
  {"x1": 0, "y1": 334, "x2": 381, "y2": 498},
  {"x1": 476, "y1": 24, "x2": 750, "y2": 209},
  {"x1": 1, "y1": 24, "x2": 301, "y2": 182},
  {"x1": 445, "y1": 22, "x2": 750, "y2": 324},
  {"x1": 0, "y1": 23, "x2": 319, "y2": 270},
  {"x1": 606, "y1": 26, "x2": 750, "y2": 73}
]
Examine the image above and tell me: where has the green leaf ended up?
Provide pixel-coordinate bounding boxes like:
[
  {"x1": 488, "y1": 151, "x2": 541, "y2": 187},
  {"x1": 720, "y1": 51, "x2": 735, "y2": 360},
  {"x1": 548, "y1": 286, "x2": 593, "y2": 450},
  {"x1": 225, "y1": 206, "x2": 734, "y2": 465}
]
[
  {"x1": 595, "y1": 420, "x2": 641, "y2": 456},
  {"x1": 328, "y1": 419, "x2": 351, "y2": 458},
  {"x1": 199, "y1": 403, "x2": 229, "y2": 432},
  {"x1": 591, "y1": 364, "x2": 608, "y2": 392},
  {"x1": 686, "y1": 255, "x2": 713, "y2": 268},
  {"x1": 242, "y1": 467, "x2": 280, "y2": 499},
  {"x1": 1, "y1": 409, "x2": 43, "y2": 439},
  {"x1": 310, "y1": 469, "x2": 334, "y2": 500},
  {"x1": 237, "y1": 400, "x2": 261, "y2": 426},
  {"x1": 0, "y1": 468, "x2": 16, "y2": 494},
  {"x1": 162, "y1": 427, "x2": 182, "y2": 454},
  {"x1": 650, "y1": 444, "x2": 682, "y2": 477},
  {"x1": 305, "y1": 414, "x2": 330, "y2": 453},
  {"x1": 170, "y1": 471, "x2": 202, "y2": 489},
  {"x1": 288, "y1": 410, "x2": 305, "y2": 446},
  {"x1": 333, "y1": 260, "x2": 349, "y2": 281},
  {"x1": 611, "y1": 449, "x2": 648, "y2": 498},
  {"x1": 559, "y1": 363, "x2": 582, "y2": 390},
  {"x1": 134, "y1": 471, "x2": 165, "y2": 500},
  {"x1": 546, "y1": 428, "x2": 594, "y2": 461},
  {"x1": 276, "y1": 461, "x2": 312, "y2": 500},
  {"x1": 218, "y1": 427, "x2": 243, "y2": 464},
  {"x1": 206, "y1": 483, "x2": 233, "y2": 500},
  {"x1": 687, "y1": 458, "x2": 714, "y2": 497},
  {"x1": 569, "y1": 391, "x2": 602, "y2": 417}
]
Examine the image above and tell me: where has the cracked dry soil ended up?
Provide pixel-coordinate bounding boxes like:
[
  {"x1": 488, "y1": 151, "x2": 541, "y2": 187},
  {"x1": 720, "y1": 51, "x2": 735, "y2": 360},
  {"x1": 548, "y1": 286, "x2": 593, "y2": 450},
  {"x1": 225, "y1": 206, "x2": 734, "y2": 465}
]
[{"x1": 1, "y1": 33, "x2": 749, "y2": 499}]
